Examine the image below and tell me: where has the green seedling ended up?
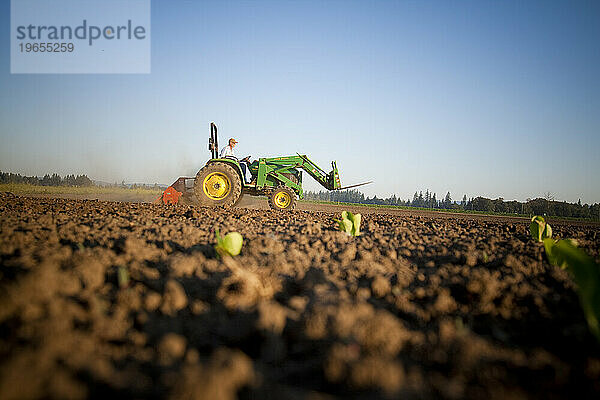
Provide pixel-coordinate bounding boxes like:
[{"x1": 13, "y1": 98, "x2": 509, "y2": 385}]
[
  {"x1": 530, "y1": 215, "x2": 600, "y2": 341},
  {"x1": 543, "y1": 238, "x2": 578, "y2": 269},
  {"x1": 542, "y1": 238, "x2": 600, "y2": 340},
  {"x1": 215, "y1": 228, "x2": 243, "y2": 257},
  {"x1": 336, "y1": 211, "x2": 361, "y2": 236},
  {"x1": 118, "y1": 266, "x2": 130, "y2": 288},
  {"x1": 530, "y1": 215, "x2": 552, "y2": 242}
]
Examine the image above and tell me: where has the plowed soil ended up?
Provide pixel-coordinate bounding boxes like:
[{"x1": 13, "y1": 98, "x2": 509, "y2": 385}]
[{"x1": 1, "y1": 193, "x2": 599, "y2": 399}]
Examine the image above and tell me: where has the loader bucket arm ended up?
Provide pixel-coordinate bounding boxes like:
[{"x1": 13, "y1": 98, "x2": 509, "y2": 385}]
[
  {"x1": 293, "y1": 155, "x2": 371, "y2": 191},
  {"x1": 257, "y1": 154, "x2": 341, "y2": 192},
  {"x1": 295, "y1": 154, "x2": 342, "y2": 190}
]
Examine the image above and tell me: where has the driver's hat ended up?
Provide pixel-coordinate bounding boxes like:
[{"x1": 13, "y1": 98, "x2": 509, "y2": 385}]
[{"x1": 229, "y1": 138, "x2": 238, "y2": 144}]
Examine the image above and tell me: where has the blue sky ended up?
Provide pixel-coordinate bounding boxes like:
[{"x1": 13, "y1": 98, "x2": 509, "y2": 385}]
[{"x1": 1, "y1": 0, "x2": 599, "y2": 203}]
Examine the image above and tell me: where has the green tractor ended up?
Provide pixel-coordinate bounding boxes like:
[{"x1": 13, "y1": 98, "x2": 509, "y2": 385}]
[{"x1": 156, "y1": 123, "x2": 369, "y2": 210}]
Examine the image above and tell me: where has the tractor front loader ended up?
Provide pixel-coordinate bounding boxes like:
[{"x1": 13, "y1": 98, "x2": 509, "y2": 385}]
[{"x1": 156, "y1": 123, "x2": 370, "y2": 210}]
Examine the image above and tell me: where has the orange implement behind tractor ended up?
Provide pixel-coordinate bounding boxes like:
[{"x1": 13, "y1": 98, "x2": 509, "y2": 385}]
[{"x1": 154, "y1": 177, "x2": 195, "y2": 205}]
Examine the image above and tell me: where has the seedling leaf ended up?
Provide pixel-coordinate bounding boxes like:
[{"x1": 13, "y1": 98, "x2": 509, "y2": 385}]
[
  {"x1": 545, "y1": 223, "x2": 552, "y2": 240},
  {"x1": 543, "y1": 238, "x2": 600, "y2": 341},
  {"x1": 336, "y1": 211, "x2": 362, "y2": 236},
  {"x1": 339, "y1": 218, "x2": 352, "y2": 233},
  {"x1": 215, "y1": 228, "x2": 243, "y2": 257},
  {"x1": 530, "y1": 216, "x2": 552, "y2": 242},
  {"x1": 350, "y1": 213, "x2": 361, "y2": 236}
]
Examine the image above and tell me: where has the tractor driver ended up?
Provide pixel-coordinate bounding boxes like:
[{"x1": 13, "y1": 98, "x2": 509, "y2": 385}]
[{"x1": 220, "y1": 138, "x2": 253, "y2": 183}]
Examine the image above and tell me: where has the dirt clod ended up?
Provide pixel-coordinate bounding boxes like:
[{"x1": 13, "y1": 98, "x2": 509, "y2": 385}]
[
  {"x1": 160, "y1": 280, "x2": 188, "y2": 315},
  {"x1": 158, "y1": 333, "x2": 187, "y2": 365},
  {"x1": 371, "y1": 275, "x2": 391, "y2": 297}
]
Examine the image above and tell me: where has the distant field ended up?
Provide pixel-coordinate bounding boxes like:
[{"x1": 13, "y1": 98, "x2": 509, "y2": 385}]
[
  {"x1": 0, "y1": 183, "x2": 162, "y2": 196},
  {"x1": 302, "y1": 198, "x2": 526, "y2": 215},
  {"x1": 300, "y1": 199, "x2": 597, "y2": 222}
]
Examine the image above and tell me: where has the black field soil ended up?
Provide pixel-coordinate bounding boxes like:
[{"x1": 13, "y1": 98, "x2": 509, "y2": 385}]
[{"x1": 1, "y1": 193, "x2": 599, "y2": 399}]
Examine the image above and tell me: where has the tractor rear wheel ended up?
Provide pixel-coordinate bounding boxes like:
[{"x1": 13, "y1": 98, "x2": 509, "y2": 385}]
[
  {"x1": 194, "y1": 162, "x2": 242, "y2": 208},
  {"x1": 268, "y1": 186, "x2": 296, "y2": 211}
]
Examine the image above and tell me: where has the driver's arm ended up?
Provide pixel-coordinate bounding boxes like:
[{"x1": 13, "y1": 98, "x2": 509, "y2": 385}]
[{"x1": 219, "y1": 146, "x2": 229, "y2": 158}]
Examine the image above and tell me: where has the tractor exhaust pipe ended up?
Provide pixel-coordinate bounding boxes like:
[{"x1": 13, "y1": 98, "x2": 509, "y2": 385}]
[{"x1": 209, "y1": 122, "x2": 219, "y2": 159}]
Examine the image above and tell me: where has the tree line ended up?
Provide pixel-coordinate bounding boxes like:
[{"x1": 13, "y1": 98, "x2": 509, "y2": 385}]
[
  {"x1": 0, "y1": 171, "x2": 162, "y2": 190},
  {"x1": 0, "y1": 171, "x2": 94, "y2": 187},
  {"x1": 305, "y1": 189, "x2": 600, "y2": 220}
]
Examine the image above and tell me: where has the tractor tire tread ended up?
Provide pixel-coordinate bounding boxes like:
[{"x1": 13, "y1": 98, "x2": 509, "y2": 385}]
[
  {"x1": 194, "y1": 162, "x2": 242, "y2": 208},
  {"x1": 268, "y1": 186, "x2": 297, "y2": 211}
]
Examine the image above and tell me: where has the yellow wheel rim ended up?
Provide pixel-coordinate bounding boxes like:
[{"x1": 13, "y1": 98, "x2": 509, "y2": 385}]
[
  {"x1": 203, "y1": 172, "x2": 231, "y2": 200},
  {"x1": 274, "y1": 191, "x2": 291, "y2": 208}
]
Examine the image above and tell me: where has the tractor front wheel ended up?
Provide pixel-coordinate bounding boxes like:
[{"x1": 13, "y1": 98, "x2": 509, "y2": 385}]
[
  {"x1": 194, "y1": 162, "x2": 242, "y2": 208},
  {"x1": 268, "y1": 187, "x2": 296, "y2": 211}
]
